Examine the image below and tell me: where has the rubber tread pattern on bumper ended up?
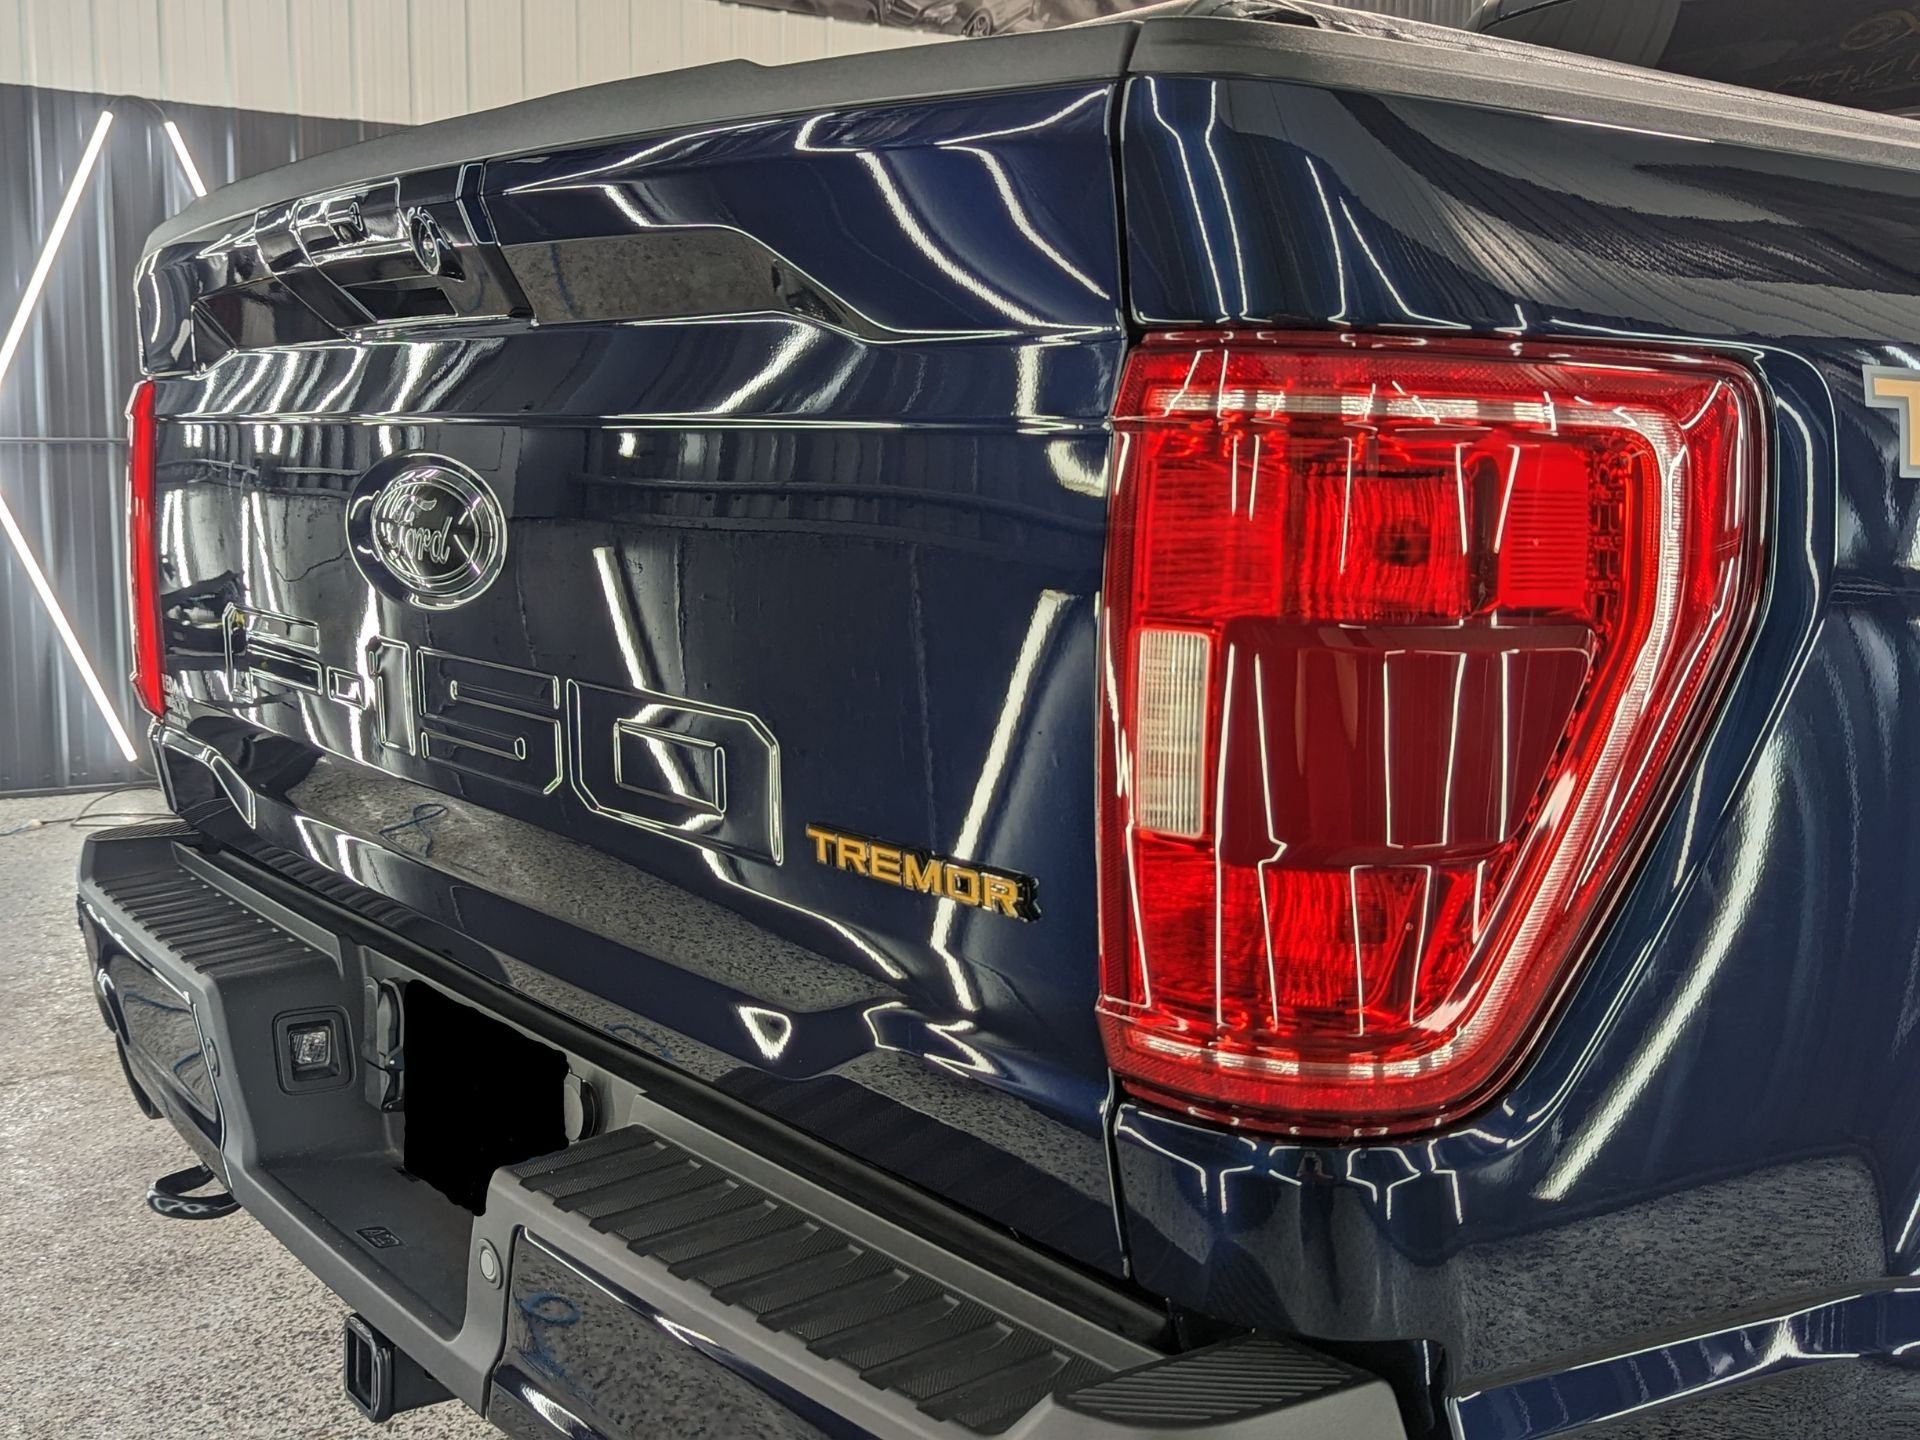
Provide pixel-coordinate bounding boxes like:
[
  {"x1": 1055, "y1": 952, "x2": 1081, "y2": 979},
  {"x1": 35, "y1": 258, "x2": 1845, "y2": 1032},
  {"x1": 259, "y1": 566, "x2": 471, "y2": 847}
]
[
  {"x1": 93, "y1": 862, "x2": 321, "y2": 975},
  {"x1": 251, "y1": 843, "x2": 421, "y2": 931},
  {"x1": 91, "y1": 817, "x2": 200, "y2": 842},
  {"x1": 1056, "y1": 1336, "x2": 1369, "y2": 1426},
  {"x1": 512, "y1": 1127, "x2": 1110, "y2": 1435}
]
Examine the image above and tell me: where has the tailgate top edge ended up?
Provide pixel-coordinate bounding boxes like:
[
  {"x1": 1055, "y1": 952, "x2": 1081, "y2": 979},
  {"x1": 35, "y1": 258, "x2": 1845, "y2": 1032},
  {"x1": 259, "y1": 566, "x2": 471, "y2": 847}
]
[
  {"x1": 1131, "y1": 8, "x2": 1920, "y2": 172},
  {"x1": 143, "y1": 22, "x2": 1140, "y2": 258},
  {"x1": 149, "y1": 3, "x2": 1920, "y2": 267}
]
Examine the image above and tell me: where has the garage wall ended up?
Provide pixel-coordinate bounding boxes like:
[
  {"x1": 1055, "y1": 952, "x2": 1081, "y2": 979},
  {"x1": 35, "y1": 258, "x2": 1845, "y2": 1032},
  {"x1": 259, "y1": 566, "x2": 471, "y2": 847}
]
[
  {"x1": 0, "y1": 84, "x2": 392, "y2": 795},
  {"x1": 0, "y1": 1, "x2": 1478, "y2": 125},
  {"x1": 0, "y1": 0, "x2": 936, "y2": 125}
]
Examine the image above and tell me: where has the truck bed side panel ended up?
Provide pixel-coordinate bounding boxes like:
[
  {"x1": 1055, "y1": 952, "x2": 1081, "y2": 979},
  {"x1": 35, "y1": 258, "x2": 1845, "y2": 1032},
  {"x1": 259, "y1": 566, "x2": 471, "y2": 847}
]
[{"x1": 1115, "y1": 34, "x2": 1920, "y2": 1422}]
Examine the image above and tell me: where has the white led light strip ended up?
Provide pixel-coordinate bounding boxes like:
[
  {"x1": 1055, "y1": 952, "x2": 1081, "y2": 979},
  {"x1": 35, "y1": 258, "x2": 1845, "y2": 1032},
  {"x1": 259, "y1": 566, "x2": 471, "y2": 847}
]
[
  {"x1": 162, "y1": 121, "x2": 208, "y2": 198},
  {"x1": 0, "y1": 110, "x2": 116, "y2": 401},
  {"x1": 0, "y1": 109, "x2": 210, "y2": 767}
]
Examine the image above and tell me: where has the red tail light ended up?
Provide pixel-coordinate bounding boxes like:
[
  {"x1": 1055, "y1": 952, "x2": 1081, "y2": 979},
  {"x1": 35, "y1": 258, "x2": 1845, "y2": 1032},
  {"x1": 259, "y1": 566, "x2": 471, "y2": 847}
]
[
  {"x1": 1097, "y1": 333, "x2": 1766, "y2": 1136},
  {"x1": 127, "y1": 379, "x2": 165, "y2": 719}
]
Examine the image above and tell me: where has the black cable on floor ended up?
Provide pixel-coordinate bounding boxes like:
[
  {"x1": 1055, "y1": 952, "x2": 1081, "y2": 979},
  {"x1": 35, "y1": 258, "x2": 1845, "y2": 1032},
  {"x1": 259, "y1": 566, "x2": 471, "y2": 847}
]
[{"x1": 0, "y1": 784, "x2": 167, "y2": 838}]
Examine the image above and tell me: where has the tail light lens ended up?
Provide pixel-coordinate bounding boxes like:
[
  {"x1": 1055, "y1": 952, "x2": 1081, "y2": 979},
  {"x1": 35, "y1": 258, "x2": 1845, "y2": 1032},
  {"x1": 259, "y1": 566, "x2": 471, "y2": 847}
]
[
  {"x1": 1097, "y1": 334, "x2": 1766, "y2": 1135},
  {"x1": 127, "y1": 379, "x2": 165, "y2": 718}
]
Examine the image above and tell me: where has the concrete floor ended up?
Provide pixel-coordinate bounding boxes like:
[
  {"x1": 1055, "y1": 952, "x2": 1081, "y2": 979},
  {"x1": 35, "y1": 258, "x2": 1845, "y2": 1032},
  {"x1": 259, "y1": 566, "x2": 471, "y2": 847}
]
[{"x1": 0, "y1": 791, "x2": 492, "y2": 1440}]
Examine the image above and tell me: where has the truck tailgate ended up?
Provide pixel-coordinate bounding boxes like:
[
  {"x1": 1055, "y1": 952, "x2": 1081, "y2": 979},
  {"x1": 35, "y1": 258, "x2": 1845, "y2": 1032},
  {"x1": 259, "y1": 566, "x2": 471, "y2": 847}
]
[{"x1": 139, "y1": 26, "x2": 1132, "y2": 1275}]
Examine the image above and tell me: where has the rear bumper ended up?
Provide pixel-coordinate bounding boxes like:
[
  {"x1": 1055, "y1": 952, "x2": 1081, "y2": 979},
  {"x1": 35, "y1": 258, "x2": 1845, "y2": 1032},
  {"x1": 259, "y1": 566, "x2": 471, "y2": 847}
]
[{"x1": 77, "y1": 820, "x2": 1406, "y2": 1440}]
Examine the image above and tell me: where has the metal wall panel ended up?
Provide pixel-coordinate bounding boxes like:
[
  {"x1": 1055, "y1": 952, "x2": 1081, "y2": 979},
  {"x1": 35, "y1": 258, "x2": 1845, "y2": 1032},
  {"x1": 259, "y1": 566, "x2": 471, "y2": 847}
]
[
  {"x1": 579, "y1": 0, "x2": 635, "y2": 88},
  {"x1": 523, "y1": 0, "x2": 583, "y2": 102},
  {"x1": 352, "y1": 0, "x2": 416, "y2": 124},
  {"x1": 466, "y1": 0, "x2": 527, "y2": 108},
  {"x1": 0, "y1": 0, "x2": 1480, "y2": 126},
  {"x1": 231, "y1": 1, "x2": 294, "y2": 115},
  {"x1": 0, "y1": 0, "x2": 941, "y2": 123},
  {"x1": 0, "y1": 83, "x2": 389, "y2": 794},
  {"x1": 290, "y1": 0, "x2": 357, "y2": 119},
  {"x1": 156, "y1": 0, "x2": 238, "y2": 109},
  {"x1": 413, "y1": 0, "x2": 473, "y2": 121},
  {"x1": 97, "y1": 0, "x2": 167, "y2": 102}
]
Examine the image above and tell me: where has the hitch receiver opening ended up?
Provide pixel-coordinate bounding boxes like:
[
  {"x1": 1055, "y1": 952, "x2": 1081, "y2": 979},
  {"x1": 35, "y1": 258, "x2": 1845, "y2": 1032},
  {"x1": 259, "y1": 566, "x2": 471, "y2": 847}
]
[{"x1": 343, "y1": 1313, "x2": 452, "y2": 1422}]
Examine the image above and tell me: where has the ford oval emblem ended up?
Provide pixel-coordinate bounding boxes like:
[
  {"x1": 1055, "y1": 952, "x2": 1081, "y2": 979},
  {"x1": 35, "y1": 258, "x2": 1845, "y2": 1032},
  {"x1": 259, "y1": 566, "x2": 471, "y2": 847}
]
[{"x1": 346, "y1": 457, "x2": 505, "y2": 610}]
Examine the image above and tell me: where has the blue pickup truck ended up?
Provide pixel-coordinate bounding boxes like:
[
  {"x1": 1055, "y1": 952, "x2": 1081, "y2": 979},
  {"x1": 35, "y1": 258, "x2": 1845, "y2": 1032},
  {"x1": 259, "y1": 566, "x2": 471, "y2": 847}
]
[{"x1": 80, "y1": 3, "x2": 1920, "y2": 1436}]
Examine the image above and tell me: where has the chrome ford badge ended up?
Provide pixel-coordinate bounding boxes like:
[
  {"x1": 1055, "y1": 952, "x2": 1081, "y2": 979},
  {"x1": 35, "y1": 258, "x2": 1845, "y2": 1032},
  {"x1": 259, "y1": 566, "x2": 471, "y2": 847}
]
[{"x1": 347, "y1": 457, "x2": 505, "y2": 610}]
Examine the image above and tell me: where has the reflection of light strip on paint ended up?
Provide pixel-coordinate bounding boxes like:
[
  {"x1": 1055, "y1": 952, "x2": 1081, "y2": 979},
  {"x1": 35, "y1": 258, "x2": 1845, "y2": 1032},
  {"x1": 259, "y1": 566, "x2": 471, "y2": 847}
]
[
  {"x1": 796, "y1": 115, "x2": 1051, "y2": 331},
  {"x1": 941, "y1": 144, "x2": 1110, "y2": 300},
  {"x1": 590, "y1": 547, "x2": 903, "y2": 982},
  {"x1": 591, "y1": 544, "x2": 696, "y2": 802},
  {"x1": 1143, "y1": 78, "x2": 1226, "y2": 321},
  {"x1": 162, "y1": 120, "x2": 207, "y2": 197},
  {"x1": 1536, "y1": 745, "x2": 1783, "y2": 1202},
  {"x1": 1337, "y1": 195, "x2": 1470, "y2": 332},
  {"x1": 738, "y1": 1005, "x2": 793, "y2": 1062},
  {"x1": 930, "y1": 589, "x2": 1072, "y2": 1010},
  {"x1": 853, "y1": 149, "x2": 1050, "y2": 328},
  {"x1": 951, "y1": 590, "x2": 1072, "y2": 865},
  {"x1": 0, "y1": 109, "x2": 137, "y2": 763},
  {"x1": 594, "y1": 546, "x2": 650, "y2": 690}
]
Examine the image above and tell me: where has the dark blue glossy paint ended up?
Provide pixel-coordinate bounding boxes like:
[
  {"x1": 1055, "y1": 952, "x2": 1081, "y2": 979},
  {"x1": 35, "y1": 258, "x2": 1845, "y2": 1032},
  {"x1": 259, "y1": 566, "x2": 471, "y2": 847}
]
[
  {"x1": 1116, "y1": 69, "x2": 1920, "y2": 1432},
  {"x1": 143, "y1": 84, "x2": 1130, "y2": 1276},
  {"x1": 131, "y1": 29, "x2": 1920, "y2": 1437},
  {"x1": 491, "y1": 1237, "x2": 864, "y2": 1440},
  {"x1": 482, "y1": 87, "x2": 1123, "y2": 338},
  {"x1": 1454, "y1": 1281, "x2": 1920, "y2": 1438}
]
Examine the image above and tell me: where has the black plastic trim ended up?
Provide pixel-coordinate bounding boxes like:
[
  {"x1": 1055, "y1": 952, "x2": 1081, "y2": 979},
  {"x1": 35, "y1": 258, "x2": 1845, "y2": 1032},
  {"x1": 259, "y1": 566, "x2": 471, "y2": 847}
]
[
  {"x1": 511, "y1": 1127, "x2": 1109, "y2": 1434},
  {"x1": 79, "y1": 822, "x2": 1410, "y2": 1440},
  {"x1": 193, "y1": 838, "x2": 1174, "y2": 1354},
  {"x1": 1058, "y1": 1336, "x2": 1371, "y2": 1426}
]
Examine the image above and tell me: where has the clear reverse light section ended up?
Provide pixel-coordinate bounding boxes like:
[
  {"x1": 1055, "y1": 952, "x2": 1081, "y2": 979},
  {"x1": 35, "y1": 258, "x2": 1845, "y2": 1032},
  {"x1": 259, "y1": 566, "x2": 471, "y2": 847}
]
[
  {"x1": 1097, "y1": 333, "x2": 1766, "y2": 1137},
  {"x1": 1134, "y1": 628, "x2": 1211, "y2": 837}
]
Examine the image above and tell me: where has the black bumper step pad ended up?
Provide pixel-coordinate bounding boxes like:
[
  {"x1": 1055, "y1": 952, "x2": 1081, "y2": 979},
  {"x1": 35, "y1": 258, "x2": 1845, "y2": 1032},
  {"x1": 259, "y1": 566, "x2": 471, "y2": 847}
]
[
  {"x1": 512, "y1": 1127, "x2": 1105, "y2": 1435},
  {"x1": 1057, "y1": 1335, "x2": 1374, "y2": 1427},
  {"x1": 93, "y1": 861, "x2": 320, "y2": 976}
]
